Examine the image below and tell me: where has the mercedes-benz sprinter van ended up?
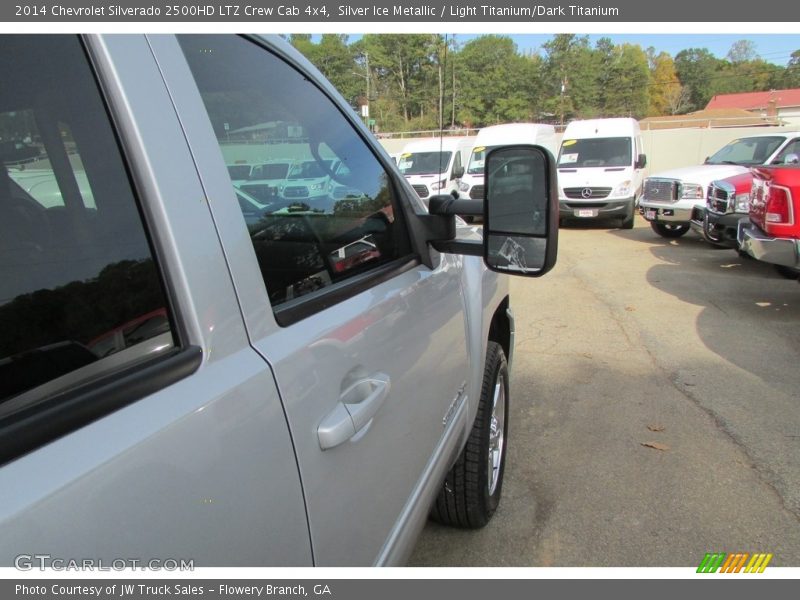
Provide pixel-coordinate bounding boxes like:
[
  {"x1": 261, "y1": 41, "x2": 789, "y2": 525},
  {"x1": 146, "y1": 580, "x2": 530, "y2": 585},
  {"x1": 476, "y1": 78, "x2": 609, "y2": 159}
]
[
  {"x1": 557, "y1": 118, "x2": 646, "y2": 229},
  {"x1": 397, "y1": 136, "x2": 472, "y2": 200},
  {"x1": 459, "y1": 124, "x2": 557, "y2": 201}
]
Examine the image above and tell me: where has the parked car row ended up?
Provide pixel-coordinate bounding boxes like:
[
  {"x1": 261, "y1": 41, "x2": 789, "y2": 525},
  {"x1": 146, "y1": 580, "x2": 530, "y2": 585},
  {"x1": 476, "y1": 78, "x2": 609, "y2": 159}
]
[
  {"x1": 639, "y1": 132, "x2": 800, "y2": 239},
  {"x1": 637, "y1": 132, "x2": 800, "y2": 279},
  {"x1": 393, "y1": 124, "x2": 559, "y2": 207}
]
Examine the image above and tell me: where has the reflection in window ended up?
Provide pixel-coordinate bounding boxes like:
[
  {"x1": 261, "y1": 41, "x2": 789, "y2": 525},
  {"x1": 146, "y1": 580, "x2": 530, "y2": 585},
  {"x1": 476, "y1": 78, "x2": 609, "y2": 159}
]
[
  {"x1": 178, "y1": 35, "x2": 408, "y2": 307},
  {"x1": 0, "y1": 36, "x2": 173, "y2": 407}
]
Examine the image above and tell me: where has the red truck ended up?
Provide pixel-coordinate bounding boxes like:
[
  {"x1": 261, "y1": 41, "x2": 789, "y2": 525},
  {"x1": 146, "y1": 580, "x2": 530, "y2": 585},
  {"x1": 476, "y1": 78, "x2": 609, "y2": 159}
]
[
  {"x1": 691, "y1": 171, "x2": 754, "y2": 248},
  {"x1": 738, "y1": 164, "x2": 800, "y2": 277}
]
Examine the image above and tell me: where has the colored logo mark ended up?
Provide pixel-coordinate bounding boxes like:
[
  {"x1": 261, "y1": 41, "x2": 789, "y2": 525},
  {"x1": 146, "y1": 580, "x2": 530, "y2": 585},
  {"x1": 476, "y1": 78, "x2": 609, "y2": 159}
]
[{"x1": 697, "y1": 552, "x2": 773, "y2": 573}]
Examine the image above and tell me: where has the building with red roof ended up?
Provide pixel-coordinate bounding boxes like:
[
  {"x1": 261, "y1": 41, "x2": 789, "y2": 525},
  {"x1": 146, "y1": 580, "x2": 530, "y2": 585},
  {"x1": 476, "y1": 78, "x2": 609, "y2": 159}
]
[{"x1": 705, "y1": 89, "x2": 800, "y2": 125}]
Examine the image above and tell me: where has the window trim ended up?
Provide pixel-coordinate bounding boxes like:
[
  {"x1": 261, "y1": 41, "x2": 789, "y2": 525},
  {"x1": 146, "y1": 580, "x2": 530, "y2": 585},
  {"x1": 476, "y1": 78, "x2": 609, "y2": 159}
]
[{"x1": 0, "y1": 346, "x2": 202, "y2": 466}]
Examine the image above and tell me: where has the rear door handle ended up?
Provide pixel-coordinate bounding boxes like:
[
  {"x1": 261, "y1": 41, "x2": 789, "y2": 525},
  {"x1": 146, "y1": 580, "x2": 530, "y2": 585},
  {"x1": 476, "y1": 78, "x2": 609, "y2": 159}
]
[{"x1": 317, "y1": 372, "x2": 391, "y2": 450}]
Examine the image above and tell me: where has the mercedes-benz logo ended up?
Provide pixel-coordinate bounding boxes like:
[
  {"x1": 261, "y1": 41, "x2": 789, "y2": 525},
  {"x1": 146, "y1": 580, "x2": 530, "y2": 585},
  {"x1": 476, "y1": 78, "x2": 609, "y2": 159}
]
[{"x1": 581, "y1": 187, "x2": 593, "y2": 199}]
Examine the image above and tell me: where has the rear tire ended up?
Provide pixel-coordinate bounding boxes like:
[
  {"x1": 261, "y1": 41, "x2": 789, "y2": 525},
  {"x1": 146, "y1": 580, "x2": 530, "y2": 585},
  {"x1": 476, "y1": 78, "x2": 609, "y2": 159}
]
[
  {"x1": 431, "y1": 342, "x2": 509, "y2": 529},
  {"x1": 651, "y1": 222, "x2": 690, "y2": 238},
  {"x1": 774, "y1": 264, "x2": 800, "y2": 279}
]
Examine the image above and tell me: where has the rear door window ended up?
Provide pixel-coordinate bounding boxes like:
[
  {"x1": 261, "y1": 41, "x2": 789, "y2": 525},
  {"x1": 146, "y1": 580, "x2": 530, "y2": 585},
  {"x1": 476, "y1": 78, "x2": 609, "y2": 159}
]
[{"x1": 0, "y1": 36, "x2": 174, "y2": 412}]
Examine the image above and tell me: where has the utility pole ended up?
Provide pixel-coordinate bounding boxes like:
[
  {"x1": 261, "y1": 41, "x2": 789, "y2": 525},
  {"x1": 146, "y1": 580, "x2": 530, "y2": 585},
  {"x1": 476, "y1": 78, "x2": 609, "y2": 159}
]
[
  {"x1": 365, "y1": 51, "x2": 370, "y2": 129},
  {"x1": 354, "y1": 52, "x2": 372, "y2": 131}
]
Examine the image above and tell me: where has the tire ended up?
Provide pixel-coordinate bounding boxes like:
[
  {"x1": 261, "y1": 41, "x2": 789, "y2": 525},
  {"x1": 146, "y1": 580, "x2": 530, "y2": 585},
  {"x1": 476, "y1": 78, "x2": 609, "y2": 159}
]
[
  {"x1": 650, "y1": 222, "x2": 690, "y2": 238},
  {"x1": 431, "y1": 342, "x2": 509, "y2": 529},
  {"x1": 621, "y1": 209, "x2": 635, "y2": 230}
]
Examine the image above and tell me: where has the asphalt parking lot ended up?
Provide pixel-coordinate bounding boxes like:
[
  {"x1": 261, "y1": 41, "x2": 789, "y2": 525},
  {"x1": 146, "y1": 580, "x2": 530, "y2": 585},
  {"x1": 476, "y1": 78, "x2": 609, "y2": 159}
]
[{"x1": 410, "y1": 216, "x2": 800, "y2": 567}]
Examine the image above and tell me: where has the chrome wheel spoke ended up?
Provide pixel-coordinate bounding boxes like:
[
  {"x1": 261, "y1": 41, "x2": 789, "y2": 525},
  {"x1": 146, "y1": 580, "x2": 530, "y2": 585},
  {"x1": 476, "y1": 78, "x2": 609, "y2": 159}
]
[{"x1": 487, "y1": 373, "x2": 506, "y2": 495}]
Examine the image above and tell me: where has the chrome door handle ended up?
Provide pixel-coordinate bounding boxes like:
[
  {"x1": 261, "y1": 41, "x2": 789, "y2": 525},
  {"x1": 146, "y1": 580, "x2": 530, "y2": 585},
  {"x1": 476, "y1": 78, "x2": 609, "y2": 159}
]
[{"x1": 317, "y1": 373, "x2": 391, "y2": 450}]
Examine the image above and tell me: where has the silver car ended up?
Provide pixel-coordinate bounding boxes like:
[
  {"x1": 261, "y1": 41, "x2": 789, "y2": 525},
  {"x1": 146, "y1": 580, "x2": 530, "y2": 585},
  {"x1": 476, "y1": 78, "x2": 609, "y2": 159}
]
[{"x1": 0, "y1": 34, "x2": 557, "y2": 566}]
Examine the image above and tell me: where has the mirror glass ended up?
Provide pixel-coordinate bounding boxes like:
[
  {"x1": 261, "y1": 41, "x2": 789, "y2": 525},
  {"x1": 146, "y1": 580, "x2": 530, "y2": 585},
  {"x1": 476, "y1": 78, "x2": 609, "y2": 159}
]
[
  {"x1": 484, "y1": 146, "x2": 554, "y2": 275},
  {"x1": 486, "y1": 146, "x2": 547, "y2": 235}
]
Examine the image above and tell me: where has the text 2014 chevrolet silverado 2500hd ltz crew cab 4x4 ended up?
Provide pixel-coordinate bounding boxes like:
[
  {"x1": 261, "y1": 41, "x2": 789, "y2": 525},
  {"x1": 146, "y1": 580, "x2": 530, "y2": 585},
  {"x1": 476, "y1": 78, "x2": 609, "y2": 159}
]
[
  {"x1": 0, "y1": 35, "x2": 558, "y2": 567},
  {"x1": 640, "y1": 132, "x2": 800, "y2": 238}
]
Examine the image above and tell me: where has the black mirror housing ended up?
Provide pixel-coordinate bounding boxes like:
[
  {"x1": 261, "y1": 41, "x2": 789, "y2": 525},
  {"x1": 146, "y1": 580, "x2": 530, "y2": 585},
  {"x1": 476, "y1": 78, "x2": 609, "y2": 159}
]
[
  {"x1": 452, "y1": 165, "x2": 465, "y2": 179},
  {"x1": 483, "y1": 145, "x2": 558, "y2": 277},
  {"x1": 636, "y1": 153, "x2": 647, "y2": 169}
]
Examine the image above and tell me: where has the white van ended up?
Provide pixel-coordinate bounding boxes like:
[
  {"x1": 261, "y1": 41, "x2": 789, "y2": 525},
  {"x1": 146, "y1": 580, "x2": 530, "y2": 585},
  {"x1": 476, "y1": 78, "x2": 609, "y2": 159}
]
[
  {"x1": 459, "y1": 124, "x2": 558, "y2": 201},
  {"x1": 397, "y1": 136, "x2": 472, "y2": 200},
  {"x1": 557, "y1": 118, "x2": 646, "y2": 229}
]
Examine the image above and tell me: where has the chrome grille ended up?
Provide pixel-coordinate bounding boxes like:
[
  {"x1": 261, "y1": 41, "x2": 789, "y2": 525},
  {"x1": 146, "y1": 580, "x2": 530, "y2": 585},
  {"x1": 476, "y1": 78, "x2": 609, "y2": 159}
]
[
  {"x1": 643, "y1": 178, "x2": 680, "y2": 203},
  {"x1": 563, "y1": 187, "x2": 612, "y2": 199},
  {"x1": 706, "y1": 180, "x2": 735, "y2": 215},
  {"x1": 283, "y1": 186, "x2": 309, "y2": 198},
  {"x1": 412, "y1": 184, "x2": 429, "y2": 198},
  {"x1": 469, "y1": 185, "x2": 485, "y2": 200}
]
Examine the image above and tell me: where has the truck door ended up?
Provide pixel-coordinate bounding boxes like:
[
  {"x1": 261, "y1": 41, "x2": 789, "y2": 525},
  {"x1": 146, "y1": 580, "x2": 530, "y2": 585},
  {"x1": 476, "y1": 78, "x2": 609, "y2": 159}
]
[
  {"x1": 0, "y1": 35, "x2": 310, "y2": 566},
  {"x1": 151, "y1": 34, "x2": 472, "y2": 566}
]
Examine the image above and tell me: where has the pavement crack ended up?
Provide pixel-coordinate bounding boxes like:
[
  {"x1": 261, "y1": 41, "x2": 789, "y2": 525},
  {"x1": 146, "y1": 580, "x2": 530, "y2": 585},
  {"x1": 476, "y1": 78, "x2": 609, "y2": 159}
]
[
  {"x1": 565, "y1": 257, "x2": 800, "y2": 525},
  {"x1": 668, "y1": 375, "x2": 800, "y2": 524}
]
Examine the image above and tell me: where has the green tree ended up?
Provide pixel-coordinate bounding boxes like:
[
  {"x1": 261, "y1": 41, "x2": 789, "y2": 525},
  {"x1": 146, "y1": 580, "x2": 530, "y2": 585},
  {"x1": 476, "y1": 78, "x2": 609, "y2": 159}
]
[
  {"x1": 595, "y1": 40, "x2": 650, "y2": 118},
  {"x1": 542, "y1": 34, "x2": 599, "y2": 122},
  {"x1": 456, "y1": 35, "x2": 539, "y2": 126},
  {"x1": 771, "y1": 50, "x2": 800, "y2": 88},
  {"x1": 357, "y1": 34, "x2": 440, "y2": 126},
  {"x1": 674, "y1": 48, "x2": 720, "y2": 110}
]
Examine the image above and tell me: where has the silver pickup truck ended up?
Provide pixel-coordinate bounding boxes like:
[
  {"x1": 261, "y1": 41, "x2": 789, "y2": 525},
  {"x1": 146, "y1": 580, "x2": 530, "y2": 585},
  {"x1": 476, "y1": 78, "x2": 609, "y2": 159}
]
[{"x1": 0, "y1": 35, "x2": 557, "y2": 567}]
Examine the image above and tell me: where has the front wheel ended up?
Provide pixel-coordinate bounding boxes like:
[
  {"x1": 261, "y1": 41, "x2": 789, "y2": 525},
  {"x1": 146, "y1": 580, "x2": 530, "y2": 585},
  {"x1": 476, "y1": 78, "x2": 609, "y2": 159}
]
[
  {"x1": 621, "y1": 208, "x2": 635, "y2": 229},
  {"x1": 774, "y1": 264, "x2": 800, "y2": 279},
  {"x1": 431, "y1": 341, "x2": 509, "y2": 528},
  {"x1": 651, "y1": 222, "x2": 690, "y2": 238}
]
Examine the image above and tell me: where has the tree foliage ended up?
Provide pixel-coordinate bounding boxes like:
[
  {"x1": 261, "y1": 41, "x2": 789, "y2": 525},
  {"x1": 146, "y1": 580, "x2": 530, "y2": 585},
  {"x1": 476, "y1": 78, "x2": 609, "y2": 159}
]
[{"x1": 288, "y1": 35, "x2": 800, "y2": 131}]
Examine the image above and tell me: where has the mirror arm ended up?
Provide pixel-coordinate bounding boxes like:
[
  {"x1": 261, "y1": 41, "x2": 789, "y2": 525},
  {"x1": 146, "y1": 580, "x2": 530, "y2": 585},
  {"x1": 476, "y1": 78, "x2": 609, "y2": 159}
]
[
  {"x1": 431, "y1": 239, "x2": 483, "y2": 256},
  {"x1": 428, "y1": 195, "x2": 483, "y2": 217}
]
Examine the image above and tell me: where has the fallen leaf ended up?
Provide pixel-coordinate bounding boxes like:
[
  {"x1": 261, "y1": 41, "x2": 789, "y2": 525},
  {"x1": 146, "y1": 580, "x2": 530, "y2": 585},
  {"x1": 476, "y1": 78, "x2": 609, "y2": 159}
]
[
  {"x1": 647, "y1": 424, "x2": 665, "y2": 432},
  {"x1": 641, "y1": 441, "x2": 670, "y2": 451}
]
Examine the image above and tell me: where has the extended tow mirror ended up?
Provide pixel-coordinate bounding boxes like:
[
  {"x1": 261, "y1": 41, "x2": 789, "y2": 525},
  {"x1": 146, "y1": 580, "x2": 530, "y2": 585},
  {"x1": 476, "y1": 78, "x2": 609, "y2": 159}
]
[{"x1": 483, "y1": 145, "x2": 558, "y2": 277}]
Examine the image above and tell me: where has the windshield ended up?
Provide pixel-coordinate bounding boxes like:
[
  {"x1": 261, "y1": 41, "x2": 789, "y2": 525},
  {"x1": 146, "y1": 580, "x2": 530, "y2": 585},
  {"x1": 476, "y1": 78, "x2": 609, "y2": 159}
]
[
  {"x1": 252, "y1": 162, "x2": 290, "y2": 180},
  {"x1": 467, "y1": 145, "x2": 501, "y2": 175},
  {"x1": 705, "y1": 136, "x2": 786, "y2": 166},
  {"x1": 227, "y1": 165, "x2": 252, "y2": 180},
  {"x1": 287, "y1": 160, "x2": 332, "y2": 179},
  {"x1": 398, "y1": 151, "x2": 452, "y2": 175},
  {"x1": 558, "y1": 137, "x2": 632, "y2": 168}
]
